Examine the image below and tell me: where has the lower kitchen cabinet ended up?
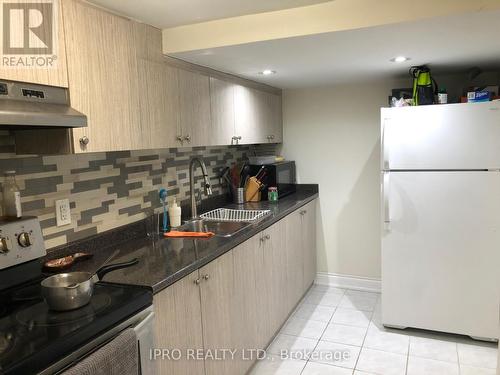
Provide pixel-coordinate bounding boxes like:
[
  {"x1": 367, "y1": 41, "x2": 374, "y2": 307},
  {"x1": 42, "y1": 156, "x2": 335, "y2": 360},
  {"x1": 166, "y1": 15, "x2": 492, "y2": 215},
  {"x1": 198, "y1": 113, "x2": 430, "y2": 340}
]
[
  {"x1": 153, "y1": 270, "x2": 205, "y2": 375},
  {"x1": 198, "y1": 250, "x2": 238, "y2": 375},
  {"x1": 285, "y1": 209, "x2": 305, "y2": 312},
  {"x1": 232, "y1": 235, "x2": 266, "y2": 373},
  {"x1": 284, "y1": 200, "x2": 317, "y2": 311},
  {"x1": 261, "y1": 219, "x2": 288, "y2": 339},
  {"x1": 152, "y1": 200, "x2": 317, "y2": 375},
  {"x1": 301, "y1": 200, "x2": 317, "y2": 291}
]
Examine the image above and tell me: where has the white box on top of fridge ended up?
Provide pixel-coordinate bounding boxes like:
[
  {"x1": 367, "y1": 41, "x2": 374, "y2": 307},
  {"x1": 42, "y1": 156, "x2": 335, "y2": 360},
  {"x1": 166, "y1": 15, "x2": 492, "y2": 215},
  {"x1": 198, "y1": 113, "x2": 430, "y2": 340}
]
[{"x1": 381, "y1": 101, "x2": 500, "y2": 341}]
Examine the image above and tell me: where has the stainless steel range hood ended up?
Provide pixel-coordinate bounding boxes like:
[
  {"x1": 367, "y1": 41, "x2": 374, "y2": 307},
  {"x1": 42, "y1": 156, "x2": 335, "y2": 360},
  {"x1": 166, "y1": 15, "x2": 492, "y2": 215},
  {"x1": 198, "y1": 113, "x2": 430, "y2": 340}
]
[{"x1": 0, "y1": 80, "x2": 87, "y2": 128}]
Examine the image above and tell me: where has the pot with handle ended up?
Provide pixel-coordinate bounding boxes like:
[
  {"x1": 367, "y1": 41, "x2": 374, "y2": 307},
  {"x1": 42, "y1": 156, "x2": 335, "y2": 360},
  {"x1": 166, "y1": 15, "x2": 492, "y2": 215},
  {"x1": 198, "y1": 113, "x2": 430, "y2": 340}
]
[{"x1": 41, "y1": 258, "x2": 139, "y2": 311}]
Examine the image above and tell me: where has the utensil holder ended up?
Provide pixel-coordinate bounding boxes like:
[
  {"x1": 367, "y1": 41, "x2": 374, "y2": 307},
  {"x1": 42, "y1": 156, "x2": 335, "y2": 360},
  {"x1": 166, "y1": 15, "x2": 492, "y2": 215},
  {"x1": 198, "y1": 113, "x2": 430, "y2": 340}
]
[
  {"x1": 245, "y1": 177, "x2": 262, "y2": 202},
  {"x1": 233, "y1": 187, "x2": 245, "y2": 204}
]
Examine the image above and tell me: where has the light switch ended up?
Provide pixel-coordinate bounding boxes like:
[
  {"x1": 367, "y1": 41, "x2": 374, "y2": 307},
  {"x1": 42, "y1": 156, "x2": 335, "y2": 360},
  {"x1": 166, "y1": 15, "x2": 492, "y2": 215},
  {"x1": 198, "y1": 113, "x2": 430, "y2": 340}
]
[{"x1": 55, "y1": 199, "x2": 71, "y2": 227}]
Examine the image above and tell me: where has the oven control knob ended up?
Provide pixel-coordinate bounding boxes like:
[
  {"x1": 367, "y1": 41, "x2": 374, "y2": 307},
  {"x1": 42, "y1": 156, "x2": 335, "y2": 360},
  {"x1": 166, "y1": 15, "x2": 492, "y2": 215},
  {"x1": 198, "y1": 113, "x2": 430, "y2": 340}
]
[
  {"x1": 0, "y1": 237, "x2": 9, "y2": 253},
  {"x1": 18, "y1": 232, "x2": 32, "y2": 248}
]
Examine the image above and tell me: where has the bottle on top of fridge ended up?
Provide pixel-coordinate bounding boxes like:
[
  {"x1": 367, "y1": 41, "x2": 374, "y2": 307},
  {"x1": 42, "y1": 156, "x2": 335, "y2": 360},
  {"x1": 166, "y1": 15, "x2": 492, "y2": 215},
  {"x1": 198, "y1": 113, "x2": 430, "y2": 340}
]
[{"x1": 2, "y1": 171, "x2": 22, "y2": 218}]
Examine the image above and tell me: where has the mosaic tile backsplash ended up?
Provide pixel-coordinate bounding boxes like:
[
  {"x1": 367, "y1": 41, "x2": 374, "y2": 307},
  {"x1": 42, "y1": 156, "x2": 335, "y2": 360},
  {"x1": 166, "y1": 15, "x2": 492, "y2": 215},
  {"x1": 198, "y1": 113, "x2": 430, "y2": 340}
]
[{"x1": 0, "y1": 131, "x2": 276, "y2": 250}]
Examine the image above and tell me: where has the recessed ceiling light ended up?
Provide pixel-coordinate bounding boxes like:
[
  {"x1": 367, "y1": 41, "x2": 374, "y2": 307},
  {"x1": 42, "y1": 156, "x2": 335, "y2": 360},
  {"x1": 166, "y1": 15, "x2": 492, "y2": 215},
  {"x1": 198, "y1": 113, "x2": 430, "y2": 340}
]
[
  {"x1": 390, "y1": 56, "x2": 410, "y2": 63},
  {"x1": 259, "y1": 70, "x2": 276, "y2": 75}
]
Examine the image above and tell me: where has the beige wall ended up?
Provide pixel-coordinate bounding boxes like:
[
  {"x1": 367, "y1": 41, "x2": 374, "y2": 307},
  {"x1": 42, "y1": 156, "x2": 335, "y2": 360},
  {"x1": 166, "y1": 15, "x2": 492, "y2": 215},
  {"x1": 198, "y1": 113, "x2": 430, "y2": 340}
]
[
  {"x1": 282, "y1": 81, "x2": 397, "y2": 279},
  {"x1": 282, "y1": 73, "x2": 500, "y2": 279}
]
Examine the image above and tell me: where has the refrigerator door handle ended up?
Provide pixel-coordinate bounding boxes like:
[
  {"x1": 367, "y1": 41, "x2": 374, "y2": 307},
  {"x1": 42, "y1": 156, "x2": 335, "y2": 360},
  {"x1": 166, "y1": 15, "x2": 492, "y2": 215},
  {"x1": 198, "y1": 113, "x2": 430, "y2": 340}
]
[
  {"x1": 382, "y1": 118, "x2": 390, "y2": 170},
  {"x1": 383, "y1": 172, "x2": 391, "y2": 230}
]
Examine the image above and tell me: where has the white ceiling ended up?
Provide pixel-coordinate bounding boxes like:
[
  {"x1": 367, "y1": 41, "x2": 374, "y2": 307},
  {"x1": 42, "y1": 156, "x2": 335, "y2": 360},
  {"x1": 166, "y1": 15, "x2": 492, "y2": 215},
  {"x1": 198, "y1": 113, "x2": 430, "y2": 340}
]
[
  {"x1": 87, "y1": 0, "x2": 331, "y2": 28},
  {"x1": 171, "y1": 10, "x2": 500, "y2": 88}
]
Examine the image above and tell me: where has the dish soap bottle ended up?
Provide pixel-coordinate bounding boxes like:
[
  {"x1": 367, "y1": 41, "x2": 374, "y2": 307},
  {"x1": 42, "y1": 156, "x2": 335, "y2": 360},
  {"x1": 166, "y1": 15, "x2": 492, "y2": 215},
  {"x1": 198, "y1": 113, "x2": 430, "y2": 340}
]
[
  {"x1": 2, "y1": 171, "x2": 22, "y2": 218},
  {"x1": 168, "y1": 198, "x2": 181, "y2": 228}
]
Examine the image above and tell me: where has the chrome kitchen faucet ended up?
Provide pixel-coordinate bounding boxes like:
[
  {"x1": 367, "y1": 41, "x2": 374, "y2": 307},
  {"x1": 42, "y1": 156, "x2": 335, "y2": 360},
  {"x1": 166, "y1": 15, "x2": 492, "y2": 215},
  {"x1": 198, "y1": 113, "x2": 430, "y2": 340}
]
[{"x1": 189, "y1": 157, "x2": 213, "y2": 218}]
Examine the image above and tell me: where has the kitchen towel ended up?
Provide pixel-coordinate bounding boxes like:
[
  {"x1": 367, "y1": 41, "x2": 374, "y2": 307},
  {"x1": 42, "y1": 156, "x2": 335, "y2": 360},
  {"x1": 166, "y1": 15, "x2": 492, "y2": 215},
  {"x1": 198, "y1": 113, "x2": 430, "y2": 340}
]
[{"x1": 62, "y1": 328, "x2": 138, "y2": 375}]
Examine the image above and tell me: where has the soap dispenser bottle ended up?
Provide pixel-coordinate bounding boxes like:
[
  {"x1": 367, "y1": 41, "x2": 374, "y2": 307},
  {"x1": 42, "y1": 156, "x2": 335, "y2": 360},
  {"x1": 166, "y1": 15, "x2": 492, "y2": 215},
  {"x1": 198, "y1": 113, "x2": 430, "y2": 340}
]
[{"x1": 168, "y1": 197, "x2": 182, "y2": 228}]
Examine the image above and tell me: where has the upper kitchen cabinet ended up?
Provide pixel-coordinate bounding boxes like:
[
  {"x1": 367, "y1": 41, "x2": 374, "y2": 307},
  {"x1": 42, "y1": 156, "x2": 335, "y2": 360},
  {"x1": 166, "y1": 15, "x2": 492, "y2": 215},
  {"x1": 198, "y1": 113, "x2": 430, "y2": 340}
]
[
  {"x1": 133, "y1": 23, "x2": 164, "y2": 63},
  {"x1": 234, "y1": 85, "x2": 283, "y2": 144},
  {"x1": 0, "y1": 0, "x2": 68, "y2": 87},
  {"x1": 268, "y1": 91, "x2": 283, "y2": 143},
  {"x1": 61, "y1": 0, "x2": 141, "y2": 152},
  {"x1": 137, "y1": 59, "x2": 180, "y2": 148},
  {"x1": 209, "y1": 77, "x2": 236, "y2": 146},
  {"x1": 177, "y1": 69, "x2": 211, "y2": 147}
]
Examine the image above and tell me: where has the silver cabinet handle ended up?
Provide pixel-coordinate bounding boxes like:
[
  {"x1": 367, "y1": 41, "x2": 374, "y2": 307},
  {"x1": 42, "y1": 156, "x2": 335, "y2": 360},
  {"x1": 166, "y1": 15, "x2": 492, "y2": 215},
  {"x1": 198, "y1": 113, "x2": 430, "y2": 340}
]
[
  {"x1": 176, "y1": 135, "x2": 183, "y2": 144},
  {"x1": 203, "y1": 274, "x2": 210, "y2": 280},
  {"x1": 260, "y1": 234, "x2": 271, "y2": 243},
  {"x1": 194, "y1": 278, "x2": 201, "y2": 285},
  {"x1": 232, "y1": 136, "x2": 242, "y2": 144},
  {"x1": 184, "y1": 135, "x2": 191, "y2": 143},
  {"x1": 79, "y1": 136, "x2": 89, "y2": 146}
]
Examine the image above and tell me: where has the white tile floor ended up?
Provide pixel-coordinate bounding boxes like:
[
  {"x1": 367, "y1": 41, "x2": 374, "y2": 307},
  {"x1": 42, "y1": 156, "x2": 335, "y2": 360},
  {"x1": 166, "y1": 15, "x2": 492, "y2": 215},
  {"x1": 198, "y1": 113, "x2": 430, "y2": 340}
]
[{"x1": 250, "y1": 284, "x2": 499, "y2": 375}]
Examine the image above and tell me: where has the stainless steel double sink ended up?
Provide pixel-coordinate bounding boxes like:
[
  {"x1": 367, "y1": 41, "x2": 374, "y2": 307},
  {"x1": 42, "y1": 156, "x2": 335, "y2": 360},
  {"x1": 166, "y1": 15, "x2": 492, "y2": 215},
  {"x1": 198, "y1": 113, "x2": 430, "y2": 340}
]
[{"x1": 177, "y1": 208, "x2": 271, "y2": 238}]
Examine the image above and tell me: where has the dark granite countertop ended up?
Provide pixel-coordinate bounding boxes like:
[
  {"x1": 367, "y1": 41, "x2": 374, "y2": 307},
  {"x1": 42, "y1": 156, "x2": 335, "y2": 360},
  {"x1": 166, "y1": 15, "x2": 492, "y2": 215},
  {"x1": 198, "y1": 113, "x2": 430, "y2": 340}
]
[{"x1": 46, "y1": 185, "x2": 318, "y2": 294}]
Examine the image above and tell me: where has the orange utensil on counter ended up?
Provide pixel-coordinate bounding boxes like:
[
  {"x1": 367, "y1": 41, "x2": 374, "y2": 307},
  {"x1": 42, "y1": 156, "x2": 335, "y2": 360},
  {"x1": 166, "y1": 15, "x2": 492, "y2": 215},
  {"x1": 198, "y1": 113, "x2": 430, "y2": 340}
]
[{"x1": 164, "y1": 231, "x2": 215, "y2": 238}]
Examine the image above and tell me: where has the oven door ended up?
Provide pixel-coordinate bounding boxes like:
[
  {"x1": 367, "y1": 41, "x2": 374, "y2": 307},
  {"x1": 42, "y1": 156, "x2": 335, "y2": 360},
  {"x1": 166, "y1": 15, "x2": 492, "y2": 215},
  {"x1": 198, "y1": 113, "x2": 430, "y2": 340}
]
[
  {"x1": 135, "y1": 310, "x2": 155, "y2": 374},
  {"x1": 42, "y1": 307, "x2": 155, "y2": 375}
]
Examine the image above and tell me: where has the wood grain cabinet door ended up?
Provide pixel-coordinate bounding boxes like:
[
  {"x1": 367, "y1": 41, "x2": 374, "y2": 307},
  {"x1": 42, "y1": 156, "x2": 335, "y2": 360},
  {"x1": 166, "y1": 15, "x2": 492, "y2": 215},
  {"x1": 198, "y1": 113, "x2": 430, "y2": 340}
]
[
  {"x1": 178, "y1": 69, "x2": 211, "y2": 147},
  {"x1": 234, "y1": 85, "x2": 283, "y2": 145},
  {"x1": 199, "y1": 250, "x2": 238, "y2": 375},
  {"x1": 269, "y1": 92, "x2": 283, "y2": 143},
  {"x1": 285, "y1": 210, "x2": 304, "y2": 312},
  {"x1": 232, "y1": 235, "x2": 267, "y2": 373},
  {"x1": 234, "y1": 85, "x2": 262, "y2": 145},
  {"x1": 262, "y1": 219, "x2": 288, "y2": 338},
  {"x1": 137, "y1": 59, "x2": 180, "y2": 149},
  {"x1": 153, "y1": 270, "x2": 205, "y2": 375},
  {"x1": 200, "y1": 238, "x2": 269, "y2": 375},
  {"x1": 284, "y1": 211, "x2": 304, "y2": 311},
  {"x1": 62, "y1": 0, "x2": 141, "y2": 152},
  {"x1": 302, "y1": 200, "x2": 317, "y2": 292},
  {"x1": 209, "y1": 77, "x2": 236, "y2": 146}
]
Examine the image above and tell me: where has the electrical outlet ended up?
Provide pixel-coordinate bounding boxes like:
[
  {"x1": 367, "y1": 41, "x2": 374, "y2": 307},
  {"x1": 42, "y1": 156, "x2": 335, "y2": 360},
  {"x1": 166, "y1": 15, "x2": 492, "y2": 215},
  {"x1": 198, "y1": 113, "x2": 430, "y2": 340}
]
[{"x1": 55, "y1": 199, "x2": 71, "y2": 227}]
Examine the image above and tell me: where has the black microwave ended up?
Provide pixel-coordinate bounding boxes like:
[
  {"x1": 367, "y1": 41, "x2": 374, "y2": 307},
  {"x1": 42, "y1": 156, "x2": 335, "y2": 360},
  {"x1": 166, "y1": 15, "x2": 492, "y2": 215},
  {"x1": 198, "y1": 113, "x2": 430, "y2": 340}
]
[{"x1": 248, "y1": 161, "x2": 296, "y2": 200}]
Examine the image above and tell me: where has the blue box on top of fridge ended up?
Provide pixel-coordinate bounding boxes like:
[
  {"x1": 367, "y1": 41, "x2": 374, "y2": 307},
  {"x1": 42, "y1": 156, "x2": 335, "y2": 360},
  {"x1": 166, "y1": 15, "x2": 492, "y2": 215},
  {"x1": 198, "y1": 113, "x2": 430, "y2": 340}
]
[{"x1": 467, "y1": 91, "x2": 491, "y2": 103}]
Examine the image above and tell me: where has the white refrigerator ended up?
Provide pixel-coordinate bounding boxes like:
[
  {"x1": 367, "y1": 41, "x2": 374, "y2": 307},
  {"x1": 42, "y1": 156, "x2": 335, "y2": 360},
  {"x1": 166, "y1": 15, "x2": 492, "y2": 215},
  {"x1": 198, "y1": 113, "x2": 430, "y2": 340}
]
[{"x1": 381, "y1": 101, "x2": 500, "y2": 341}]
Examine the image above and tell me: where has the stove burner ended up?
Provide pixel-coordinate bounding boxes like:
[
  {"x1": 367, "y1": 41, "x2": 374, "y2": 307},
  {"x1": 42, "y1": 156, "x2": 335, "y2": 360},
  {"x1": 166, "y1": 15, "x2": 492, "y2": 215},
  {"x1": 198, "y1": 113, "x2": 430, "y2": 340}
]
[{"x1": 15, "y1": 294, "x2": 111, "y2": 328}]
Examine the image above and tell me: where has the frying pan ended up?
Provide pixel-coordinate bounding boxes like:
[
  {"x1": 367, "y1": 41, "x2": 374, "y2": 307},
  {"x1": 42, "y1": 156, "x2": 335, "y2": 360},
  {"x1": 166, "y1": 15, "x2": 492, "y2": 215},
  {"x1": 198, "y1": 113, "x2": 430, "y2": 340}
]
[{"x1": 41, "y1": 258, "x2": 139, "y2": 311}]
